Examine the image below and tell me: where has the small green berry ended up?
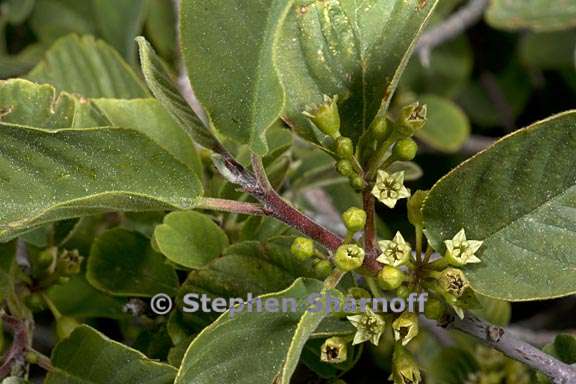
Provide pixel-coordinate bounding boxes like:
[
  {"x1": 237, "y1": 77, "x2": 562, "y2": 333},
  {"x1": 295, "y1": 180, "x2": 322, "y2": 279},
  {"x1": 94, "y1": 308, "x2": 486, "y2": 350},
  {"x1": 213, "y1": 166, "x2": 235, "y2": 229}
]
[
  {"x1": 334, "y1": 244, "x2": 365, "y2": 272},
  {"x1": 341, "y1": 207, "x2": 367, "y2": 233},
  {"x1": 314, "y1": 259, "x2": 333, "y2": 279},
  {"x1": 303, "y1": 95, "x2": 341, "y2": 138},
  {"x1": 290, "y1": 237, "x2": 315, "y2": 261},
  {"x1": 56, "y1": 316, "x2": 80, "y2": 340},
  {"x1": 424, "y1": 298, "x2": 445, "y2": 321},
  {"x1": 335, "y1": 137, "x2": 354, "y2": 159},
  {"x1": 350, "y1": 175, "x2": 365, "y2": 191},
  {"x1": 369, "y1": 116, "x2": 391, "y2": 141},
  {"x1": 336, "y1": 160, "x2": 354, "y2": 177},
  {"x1": 377, "y1": 265, "x2": 404, "y2": 290},
  {"x1": 393, "y1": 138, "x2": 418, "y2": 161}
]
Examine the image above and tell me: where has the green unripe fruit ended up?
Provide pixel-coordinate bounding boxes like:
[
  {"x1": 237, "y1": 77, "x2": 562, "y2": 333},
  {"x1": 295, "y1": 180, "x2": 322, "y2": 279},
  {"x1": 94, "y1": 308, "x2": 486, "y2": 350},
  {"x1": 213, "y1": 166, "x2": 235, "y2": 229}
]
[
  {"x1": 369, "y1": 116, "x2": 391, "y2": 141},
  {"x1": 377, "y1": 266, "x2": 404, "y2": 290},
  {"x1": 335, "y1": 137, "x2": 354, "y2": 159},
  {"x1": 314, "y1": 259, "x2": 333, "y2": 279},
  {"x1": 303, "y1": 95, "x2": 341, "y2": 138},
  {"x1": 424, "y1": 298, "x2": 445, "y2": 321},
  {"x1": 56, "y1": 316, "x2": 81, "y2": 340},
  {"x1": 350, "y1": 175, "x2": 365, "y2": 191},
  {"x1": 334, "y1": 244, "x2": 365, "y2": 272},
  {"x1": 393, "y1": 138, "x2": 418, "y2": 161},
  {"x1": 341, "y1": 207, "x2": 367, "y2": 233},
  {"x1": 290, "y1": 237, "x2": 315, "y2": 261},
  {"x1": 336, "y1": 160, "x2": 354, "y2": 177},
  {"x1": 407, "y1": 190, "x2": 428, "y2": 227},
  {"x1": 25, "y1": 292, "x2": 46, "y2": 312}
]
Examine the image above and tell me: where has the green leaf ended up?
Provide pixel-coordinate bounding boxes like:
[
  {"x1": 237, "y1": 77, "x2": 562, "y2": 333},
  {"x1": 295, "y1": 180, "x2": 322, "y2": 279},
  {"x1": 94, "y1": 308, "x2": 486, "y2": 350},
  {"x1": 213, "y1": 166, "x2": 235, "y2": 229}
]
[
  {"x1": 87, "y1": 229, "x2": 179, "y2": 297},
  {"x1": 277, "y1": 0, "x2": 438, "y2": 143},
  {"x1": 416, "y1": 94, "x2": 470, "y2": 153},
  {"x1": 27, "y1": 34, "x2": 148, "y2": 99},
  {"x1": 45, "y1": 325, "x2": 177, "y2": 384},
  {"x1": 175, "y1": 278, "x2": 323, "y2": 384},
  {"x1": 30, "y1": 0, "x2": 147, "y2": 60},
  {"x1": 144, "y1": 0, "x2": 178, "y2": 62},
  {"x1": 423, "y1": 111, "x2": 576, "y2": 300},
  {"x1": 3, "y1": 0, "x2": 36, "y2": 25},
  {"x1": 471, "y1": 294, "x2": 511, "y2": 327},
  {"x1": 94, "y1": 98, "x2": 203, "y2": 176},
  {"x1": 0, "y1": 124, "x2": 202, "y2": 241},
  {"x1": 136, "y1": 37, "x2": 222, "y2": 151},
  {"x1": 154, "y1": 211, "x2": 229, "y2": 269},
  {"x1": 179, "y1": 0, "x2": 294, "y2": 154},
  {"x1": 485, "y1": 0, "x2": 576, "y2": 32},
  {"x1": 519, "y1": 31, "x2": 576, "y2": 70},
  {"x1": 545, "y1": 335, "x2": 576, "y2": 364},
  {"x1": 48, "y1": 275, "x2": 126, "y2": 319}
]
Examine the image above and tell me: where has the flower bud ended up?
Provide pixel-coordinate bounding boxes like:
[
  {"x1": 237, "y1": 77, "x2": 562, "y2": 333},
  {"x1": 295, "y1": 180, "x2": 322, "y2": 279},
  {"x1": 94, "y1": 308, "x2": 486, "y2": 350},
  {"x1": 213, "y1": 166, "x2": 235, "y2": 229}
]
[
  {"x1": 25, "y1": 351, "x2": 39, "y2": 365},
  {"x1": 424, "y1": 297, "x2": 445, "y2": 321},
  {"x1": 392, "y1": 312, "x2": 419, "y2": 346},
  {"x1": 314, "y1": 259, "x2": 333, "y2": 279},
  {"x1": 334, "y1": 244, "x2": 365, "y2": 272},
  {"x1": 391, "y1": 344, "x2": 422, "y2": 384},
  {"x1": 377, "y1": 266, "x2": 404, "y2": 291},
  {"x1": 377, "y1": 232, "x2": 411, "y2": 267},
  {"x1": 303, "y1": 95, "x2": 341, "y2": 138},
  {"x1": 347, "y1": 287, "x2": 372, "y2": 301},
  {"x1": 369, "y1": 116, "x2": 391, "y2": 141},
  {"x1": 37, "y1": 247, "x2": 57, "y2": 270},
  {"x1": 290, "y1": 237, "x2": 315, "y2": 261},
  {"x1": 397, "y1": 102, "x2": 427, "y2": 137},
  {"x1": 335, "y1": 137, "x2": 354, "y2": 160},
  {"x1": 396, "y1": 285, "x2": 411, "y2": 299},
  {"x1": 347, "y1": 307, "x2": 385, "y2": 345},
  {"x1": 407, "y1": 190, "x2": 428, "y2": 227},
  {"x1": 56, "y1": 316, "x2": 80, "y2": 340},
  {"x1": 336, "y1": 160, "x2": 354, "y2": 177},
  {"x1": 350, "y1": 175, "x2": 365, "y2": 191},
  {"x1": 341, "y1": 207, "x2": 367, "y2": 233},
  {"x1": 320, "y1": 336, "x2": 348, "y2": 364},
  {"x1": 25, "y1": 292, "x2": 46, "y2": 312},
  {"x1": 392, "y1": 138, "x2": 418, "y2": 161}
]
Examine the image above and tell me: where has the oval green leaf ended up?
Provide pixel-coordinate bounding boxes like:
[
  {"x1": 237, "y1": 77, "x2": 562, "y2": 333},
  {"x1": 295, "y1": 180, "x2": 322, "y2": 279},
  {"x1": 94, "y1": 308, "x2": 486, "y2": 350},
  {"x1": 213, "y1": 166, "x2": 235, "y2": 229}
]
[
  {"x1": 423, "y1": 111, "x2": 576, "y2": 301},
  {"x1": 486, "y1": 0, "x2": 576, "y2": 32}
]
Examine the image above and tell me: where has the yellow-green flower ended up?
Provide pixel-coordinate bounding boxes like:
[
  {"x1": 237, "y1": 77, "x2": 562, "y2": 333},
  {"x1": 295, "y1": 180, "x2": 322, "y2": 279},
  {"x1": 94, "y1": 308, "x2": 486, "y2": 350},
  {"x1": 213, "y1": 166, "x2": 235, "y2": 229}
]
[
  {"x1": 390, "y1": 345, "x2": 422, "y2": 384},
  {"x1": 320, "y1": 337, "x2": 348, "y2": 364},
  {"x1": 377, "y1": 232, "x2": 411, "y2": 267},
  {"x1": 444, "y1": 229, "x2": 483, "y2": 266},
  {"x1": 371, "y1": 170, "x2": 411, "y2": 208},
  {"x1": 347, "y1": 307, "x2": 385, "y2": 346},
  {"x1": 392, "y1": 312, "x2": 419, "y2": 346}
]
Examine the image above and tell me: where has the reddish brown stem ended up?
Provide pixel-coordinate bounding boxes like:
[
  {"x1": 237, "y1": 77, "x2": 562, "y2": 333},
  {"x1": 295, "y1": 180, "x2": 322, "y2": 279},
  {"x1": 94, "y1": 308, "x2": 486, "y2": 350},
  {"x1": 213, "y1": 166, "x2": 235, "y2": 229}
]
[{"x1": 198, "y1": 198, "x2": 267, "y2": 216}]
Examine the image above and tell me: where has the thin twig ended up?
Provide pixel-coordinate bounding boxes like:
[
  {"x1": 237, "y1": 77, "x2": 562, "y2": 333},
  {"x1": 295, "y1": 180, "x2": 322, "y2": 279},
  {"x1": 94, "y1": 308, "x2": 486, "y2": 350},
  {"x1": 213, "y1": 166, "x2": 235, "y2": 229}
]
[
  {"x1": 416, "y1": 0, "x2": 489, "y2": 66},
  {"x1": 446, "y1": 313, "x2": 576, "y2": 384},
  {"x1": 0, "y1": 315, "x2": 31, "y2": 379}
]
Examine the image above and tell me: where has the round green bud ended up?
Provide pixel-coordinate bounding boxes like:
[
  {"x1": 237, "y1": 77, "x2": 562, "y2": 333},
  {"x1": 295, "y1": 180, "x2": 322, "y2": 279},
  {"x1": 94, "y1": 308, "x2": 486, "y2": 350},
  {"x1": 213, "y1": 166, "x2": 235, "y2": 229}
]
[
  {"x1": 314, "y1": 259, "x2": 333, "y2": 279},
  {"x1": 393, "y1": 138, "x2": 418, "y2": 161},
  {"x1": 336, "y1": 160, "x2": 354, "y2": 177},
  {"x1": 290, "y1": 237, "x2": 315, "y2": 261},
  {"x1": 341, "y1": 207, "x2": 367, "y2": 233},
  {"x1": 25, "y1": 292, "x2": 46, "y2": 312},
  {"x1": 424, "y1": 298, "x2": 445, "y2": 321},
  {"x1": 407, "y1": 190, "x2": 428, "y2": 227},
  {"x1": 335, "y1": 137, "x2": 354, "y2": 159},
  {"x1": 334, "y1": 244, "x2": 365, "y2": 272},
  {"x1": 377, "y1": 265, "x2": 404, "y2": 290},
  {"x1": 395, "y1": 285, "x2": 411, "y2": 299},
  {"x1": 37, "y1": 247, "x2": 57, "y2": 269},
  {"x1": 346, "y1": 287, "x2": 372, "y2": 300},
  {"x1": 25, "y1": 351, "x2": 39, "y2": 364},
  {"x1": 56, "y1": 316, "x2": 80, "y2": 340},
  {"x1": 303, "y1": 95, "x2": 341, "y2": 138},
  {"x1": 369, "y1": 116, "x2": 391, "y2": 141},
  {"x1": 350, "y1": 175, "x2": 365, "y2": 191}
]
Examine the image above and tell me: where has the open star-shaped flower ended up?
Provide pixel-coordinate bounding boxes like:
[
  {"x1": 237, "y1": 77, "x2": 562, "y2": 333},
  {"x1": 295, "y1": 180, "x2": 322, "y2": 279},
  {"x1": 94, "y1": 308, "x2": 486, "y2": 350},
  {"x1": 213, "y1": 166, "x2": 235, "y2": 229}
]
[
  {"x1": 392, "y1": 312, "x2": 419, "y2": 346},
  {"x1": 347, "y1": 307, "x2": 385, "y2": 346},
  {"x1": 377, "y1": 231, "x2": 412, "y2": 267},
  {"x1": 444, "y1": 229, "x2": 483, "y2": 266},
  {"x1": 371, "y1": 170, "x2": 411, "y2": 208}
]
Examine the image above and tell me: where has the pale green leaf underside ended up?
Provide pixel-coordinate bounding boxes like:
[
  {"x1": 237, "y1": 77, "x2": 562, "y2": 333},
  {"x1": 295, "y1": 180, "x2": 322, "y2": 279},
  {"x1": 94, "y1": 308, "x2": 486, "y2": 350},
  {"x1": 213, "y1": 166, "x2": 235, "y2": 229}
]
[
  {"x1": 416, "y1": 94, "x2": 470, "y2": 153},
  {"x1": 423, "y1": 111, "x2": 576, "y2": 301},
  {"x1": 154, "y1": 211, "x2": 229, "y2": 269},
  {"x1": 277, "y1": 0, "x2": 438, "y2": 142},
  {"x1": 485, "y1": 0, "x2": 576, "y2": 32},
  {"x1": 176, "y1": 278, "x2": 323, "y2": 384},
  {"x1": 180, "y1": 0, "x2": 293, "y2": 154},
  {"x1": 45, "y1": 325, "x2": 176, "y2": 384},
  {"x1": 88, "y1": 228, "x2": 179, "y2": 297},
  {"x1": 0, "y1": 125, "x2": 202, "y2": 241},
  {"x1": 27, "y1": 34, "x2": 148, "y2": 99}
]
